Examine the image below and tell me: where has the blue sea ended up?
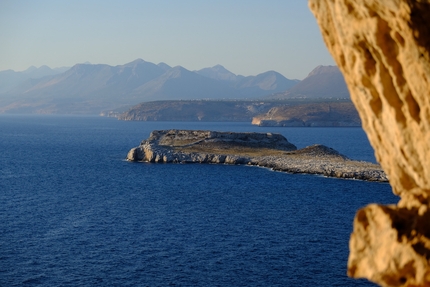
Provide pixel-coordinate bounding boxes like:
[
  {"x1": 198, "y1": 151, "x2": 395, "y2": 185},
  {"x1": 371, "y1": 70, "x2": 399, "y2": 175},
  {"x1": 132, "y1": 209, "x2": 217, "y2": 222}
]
[{"x1": 0, "y1": 115, "x2": 398, "y2": 286}]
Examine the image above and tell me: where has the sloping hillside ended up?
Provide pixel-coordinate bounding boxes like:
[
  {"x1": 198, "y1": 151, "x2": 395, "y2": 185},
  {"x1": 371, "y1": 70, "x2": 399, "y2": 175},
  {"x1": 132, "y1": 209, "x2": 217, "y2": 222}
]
[
  {"x1": 117, "y1": 98, "x2": 361, "y2": 127},
  {"x1": 252, "y1": 101, "x2": 360, "y2": 126},
  {"x1": 118, "y1": 100, "x2": 279, "y2": 121},
  {"x1": 0, "y1": 65, "x2": 68, "y2": 94},
  {"x1": 271, "y1": 65, "x2": 349, "y2": 99},
  {"x1": 235, "y1": 71, "x2": 299, "y2": 97}
]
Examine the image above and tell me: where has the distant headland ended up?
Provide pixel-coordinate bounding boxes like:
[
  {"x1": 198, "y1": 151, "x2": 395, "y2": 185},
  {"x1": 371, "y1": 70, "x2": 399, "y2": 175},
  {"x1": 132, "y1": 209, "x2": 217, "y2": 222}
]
[
  {"x1": 116, "y1": 99, "x2": 361, "y2": 127},
  {"x1": 127, "y1": 129, "x2": 386, "y2": 182}
]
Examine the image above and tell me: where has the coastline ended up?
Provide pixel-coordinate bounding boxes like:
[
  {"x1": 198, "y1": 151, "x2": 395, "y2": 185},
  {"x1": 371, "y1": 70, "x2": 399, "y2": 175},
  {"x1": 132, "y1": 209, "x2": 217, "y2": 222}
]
[{"x1": 127, "y1": 129, "x2": 387, "y2": 182}]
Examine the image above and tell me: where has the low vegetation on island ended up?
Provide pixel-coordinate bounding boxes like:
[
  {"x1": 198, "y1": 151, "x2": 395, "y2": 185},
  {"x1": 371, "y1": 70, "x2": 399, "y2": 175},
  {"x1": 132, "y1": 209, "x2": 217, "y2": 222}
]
[
  {"x1": 127, "y1": 129, "x2": 387, "y2": 182},
  {"x1": 252, "y1": 100, "x2": 360, "y2": 127},
  {"x1": 117, "y1": 98, "x2": 360, "y2": 127}
]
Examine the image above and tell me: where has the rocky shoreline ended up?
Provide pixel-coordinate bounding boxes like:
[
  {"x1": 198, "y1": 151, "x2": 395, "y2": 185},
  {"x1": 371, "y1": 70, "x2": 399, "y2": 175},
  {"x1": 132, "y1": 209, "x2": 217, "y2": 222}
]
[{"x1": 126, "y1": 129, "x2": 388, "y2": 182}]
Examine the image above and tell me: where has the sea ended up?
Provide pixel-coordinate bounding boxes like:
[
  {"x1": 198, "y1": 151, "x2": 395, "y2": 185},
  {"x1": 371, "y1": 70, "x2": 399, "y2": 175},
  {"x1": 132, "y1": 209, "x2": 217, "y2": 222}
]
[{"x1": 0, "y1": 115, "x2": 398, "y2": 287}]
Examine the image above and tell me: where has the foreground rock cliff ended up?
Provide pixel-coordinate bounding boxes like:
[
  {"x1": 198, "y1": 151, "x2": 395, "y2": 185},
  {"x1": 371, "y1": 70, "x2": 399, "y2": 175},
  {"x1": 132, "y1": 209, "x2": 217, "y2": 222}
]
[
  {"x1": 309, "y1": 0, "x2": 430, "y2": 286},
  {"x1": 127, "y1": 129, "x2": 387, "y2": 182}
]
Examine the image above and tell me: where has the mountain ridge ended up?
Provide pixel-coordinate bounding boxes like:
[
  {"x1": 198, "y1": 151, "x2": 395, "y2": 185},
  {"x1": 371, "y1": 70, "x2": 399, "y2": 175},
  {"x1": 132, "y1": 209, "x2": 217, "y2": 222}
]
[
  {"x1": 270, "y1": 65, "x2": 349, "y2": 99},
  {"x1": 0, "y1": 60, "x2": 349, "y2": 114},
  {"x1": 0, "y1": 65, "x2": 69, "y2": 94}
]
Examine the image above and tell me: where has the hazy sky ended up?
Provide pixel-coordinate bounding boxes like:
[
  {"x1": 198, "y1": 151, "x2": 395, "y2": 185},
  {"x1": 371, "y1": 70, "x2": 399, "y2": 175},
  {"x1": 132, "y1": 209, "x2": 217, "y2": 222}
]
[{"x1": 0, "y1": 0, "x2": 335, "y2": 79}]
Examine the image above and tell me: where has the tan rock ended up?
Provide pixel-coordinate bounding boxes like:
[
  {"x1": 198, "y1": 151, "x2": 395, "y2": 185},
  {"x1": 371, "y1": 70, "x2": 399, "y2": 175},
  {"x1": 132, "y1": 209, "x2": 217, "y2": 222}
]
[
  {"x1": 349, "y1": 204, "x2": 430, "y2": 287},
  {"x1": 126, "y1": 147, "x2": 138, "y2": 161},
  {"x1": 309, "y1": 0, "x2": 430, "y2": 286}
]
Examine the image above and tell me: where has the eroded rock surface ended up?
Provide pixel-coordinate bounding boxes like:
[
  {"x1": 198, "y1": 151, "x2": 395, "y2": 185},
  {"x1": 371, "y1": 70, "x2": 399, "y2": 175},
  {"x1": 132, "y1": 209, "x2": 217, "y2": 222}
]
[
  {"x1": 309, "y1": 0, "x2": 430, "y2": 286},
  {"x1": 127, "y1": 129, "x2": 387, "y2": 182}
]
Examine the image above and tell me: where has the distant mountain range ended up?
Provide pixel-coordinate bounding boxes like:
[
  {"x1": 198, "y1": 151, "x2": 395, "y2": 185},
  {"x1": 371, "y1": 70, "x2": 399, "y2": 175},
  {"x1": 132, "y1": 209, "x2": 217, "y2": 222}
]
[
  {"x1": 0, "y1": 59, "x2": 349, "y2": 114},
  {"x1": 270, "y1": 65, "x2": 349, "y2": 99},
  {"x1": 0, "y1": 65, "x2": 69, "y2": 94}
]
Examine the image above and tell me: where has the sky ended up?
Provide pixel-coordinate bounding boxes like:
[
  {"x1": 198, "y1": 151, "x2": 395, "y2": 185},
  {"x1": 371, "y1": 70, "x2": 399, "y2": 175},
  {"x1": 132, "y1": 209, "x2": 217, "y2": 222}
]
[{"x1": 0, "y1": 0, "x2": 335, "y2": 80}]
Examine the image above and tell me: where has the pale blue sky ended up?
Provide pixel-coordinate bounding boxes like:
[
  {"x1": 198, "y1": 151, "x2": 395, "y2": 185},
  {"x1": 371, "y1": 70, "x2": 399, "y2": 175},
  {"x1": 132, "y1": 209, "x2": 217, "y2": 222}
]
[{"x1": 0, "y1": 0, "x2": 335, "y2": 79}]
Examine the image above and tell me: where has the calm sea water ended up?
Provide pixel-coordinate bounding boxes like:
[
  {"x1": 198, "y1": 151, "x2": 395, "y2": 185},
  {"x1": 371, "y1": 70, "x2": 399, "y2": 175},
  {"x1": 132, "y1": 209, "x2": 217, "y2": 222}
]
[{"x1": 0, "y1": 115, "x2": 398, "y2": 286}]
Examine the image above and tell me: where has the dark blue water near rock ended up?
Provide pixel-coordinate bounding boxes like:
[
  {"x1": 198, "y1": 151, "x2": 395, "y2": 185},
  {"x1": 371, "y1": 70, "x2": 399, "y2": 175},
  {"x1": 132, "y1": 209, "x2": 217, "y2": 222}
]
[{"x1": 0, "y1": 115, "x2": 398, "y2": 286}]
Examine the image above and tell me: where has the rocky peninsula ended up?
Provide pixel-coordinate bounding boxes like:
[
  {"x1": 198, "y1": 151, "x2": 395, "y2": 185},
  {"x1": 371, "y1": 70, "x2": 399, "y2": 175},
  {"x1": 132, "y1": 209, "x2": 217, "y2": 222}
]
[
  {"x1": 252, "y1": 102, "x2": 361, "y2": 127},
  {"x1": 127, "y1": 129, "x2": 387, "y2": 182}
]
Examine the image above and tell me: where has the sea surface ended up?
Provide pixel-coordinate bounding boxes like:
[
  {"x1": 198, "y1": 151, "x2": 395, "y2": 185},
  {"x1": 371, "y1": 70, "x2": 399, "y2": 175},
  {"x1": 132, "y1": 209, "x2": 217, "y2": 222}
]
[{"x1": 0, "y1": 115, "x2": 398, "y2": 286}]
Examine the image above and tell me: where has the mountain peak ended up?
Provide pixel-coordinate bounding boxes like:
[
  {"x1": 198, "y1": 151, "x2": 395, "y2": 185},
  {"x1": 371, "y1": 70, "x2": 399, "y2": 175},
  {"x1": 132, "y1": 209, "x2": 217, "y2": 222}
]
[
  {"x1": 212, "y1": 64, "x2": 226, "y2": 70},
  {"x1": 157, "y1": 62, "x2": 172, "y2": 71},
  {"x1": 273, "y1": 64, "x2": 348, "y2": 99},
  {"x1": 307, "y1": 65, "x2": 339, "y2": 77},
  {"x1": 126, "y1": 58, "x2": 146, "y2": 65},
  {"x1": 165, "y1": 66, "x2": 190, "y2": 78},
  {"x1": 235, "y1": 70, "x2": 295, "y2": 92},
  {"x1": 37, "y1": 65, "x2": 53, "y2": 72},
  {"x1": 196, "y1": 65, "x2": 237, "y2": 82},
  {"x1": 23, "y1": 66, "x2": 37, "y2": 73}
]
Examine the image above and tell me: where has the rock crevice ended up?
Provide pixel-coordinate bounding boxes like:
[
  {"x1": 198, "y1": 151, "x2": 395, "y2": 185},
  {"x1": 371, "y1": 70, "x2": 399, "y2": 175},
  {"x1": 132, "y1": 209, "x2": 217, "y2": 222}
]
[{"x1": 309, "y1": 0, "x2": 430, "y2": 286}]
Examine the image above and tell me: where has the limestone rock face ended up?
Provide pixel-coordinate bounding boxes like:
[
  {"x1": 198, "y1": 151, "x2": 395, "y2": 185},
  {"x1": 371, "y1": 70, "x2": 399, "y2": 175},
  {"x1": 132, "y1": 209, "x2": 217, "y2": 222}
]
[{"x1": 309, "y1": 0, "x2": 430, "y2": 286}]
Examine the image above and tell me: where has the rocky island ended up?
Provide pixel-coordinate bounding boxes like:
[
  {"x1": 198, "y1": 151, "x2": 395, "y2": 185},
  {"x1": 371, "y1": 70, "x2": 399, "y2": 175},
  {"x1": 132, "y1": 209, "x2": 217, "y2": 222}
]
[{"x1": 127, "y1": 129, "x2": 387, "y2": 182}]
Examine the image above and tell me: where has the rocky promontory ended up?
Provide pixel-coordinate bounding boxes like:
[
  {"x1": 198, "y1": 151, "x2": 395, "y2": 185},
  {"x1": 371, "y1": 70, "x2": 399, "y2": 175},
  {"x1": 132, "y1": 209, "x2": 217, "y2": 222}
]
[
  {"x1": 252, "y1": 102, "x2": 361, "y2": 127},
  {"x1": 127, "y1": 129, "x2": 387, "y2": 182}
]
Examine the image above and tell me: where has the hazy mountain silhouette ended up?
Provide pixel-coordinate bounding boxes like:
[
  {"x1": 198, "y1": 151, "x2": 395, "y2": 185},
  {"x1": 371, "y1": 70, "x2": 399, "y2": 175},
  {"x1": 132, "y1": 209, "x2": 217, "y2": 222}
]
[
  {"x1": 129, "y1": 66, "x2": 238, "y2": 101},
  {"x1": 195, "y1": 66, "x2": 298, "y2": 97},
  {"x1": 157, "y1": 62, "x2": 172, "y2": 72},
  {"x1": 7, "y1": 59, "x2": 166, "y2": 100},
  {"x1": 0, "y1": 60, "x2": 347, "y2": 114},
  {"x1": 196, "y1": 65, "x2": 242, "y2": 82},
  {"x1": 271, "y1": 65, "x2": 349, "y2": 99},
  {"x1": 235, "y1": 71, "x2": 299, "y2": 97},
  {"x1": 0, "y1": 65, "x2": 69, "y2": 94},
  {"x1": 0, "y1": 59, "x2": 301, "y2": 113}
]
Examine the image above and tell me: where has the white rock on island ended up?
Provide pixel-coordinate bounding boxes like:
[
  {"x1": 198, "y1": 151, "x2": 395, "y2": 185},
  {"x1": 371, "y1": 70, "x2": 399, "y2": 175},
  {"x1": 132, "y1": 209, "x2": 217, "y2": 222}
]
[{"x1": 127, "y1": 129, "x2": 387, "y2": 182}]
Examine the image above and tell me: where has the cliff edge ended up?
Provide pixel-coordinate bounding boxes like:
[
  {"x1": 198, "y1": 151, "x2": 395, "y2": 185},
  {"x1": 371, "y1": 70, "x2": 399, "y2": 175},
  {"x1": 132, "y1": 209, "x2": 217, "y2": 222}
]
[
  {"x1": 127, "y1": 129, "x2": 387, "y2": 182},
  {"x1": 309, "y1": 1, "x2": 430, "y2": 286},
  {"x1": 252, "y1": 101, "x2": 361, "y2": 127}
]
